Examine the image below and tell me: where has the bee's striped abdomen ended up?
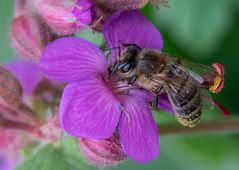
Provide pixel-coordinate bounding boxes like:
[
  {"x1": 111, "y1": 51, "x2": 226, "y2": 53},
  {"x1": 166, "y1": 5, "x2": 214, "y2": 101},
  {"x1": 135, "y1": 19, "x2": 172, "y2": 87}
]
[{"x1": 168, "y1": 74, "x2": 202, "y2": 127}]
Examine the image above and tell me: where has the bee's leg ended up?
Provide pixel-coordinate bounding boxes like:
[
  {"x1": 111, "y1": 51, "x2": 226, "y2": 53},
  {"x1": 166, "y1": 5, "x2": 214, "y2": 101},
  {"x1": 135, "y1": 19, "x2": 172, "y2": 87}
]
[
  {"x1": 152, "y1": 95, "x2": 159, "y2": 108},
  {"x1": 152, "y1": 86, "x2": 163, "y2": 108},
  {"x1": 128, "y1": 75, "x2": 137, "y2": 84},
  {"x1": 153, "y1": 85, "x2": 163, "y2": 94}
]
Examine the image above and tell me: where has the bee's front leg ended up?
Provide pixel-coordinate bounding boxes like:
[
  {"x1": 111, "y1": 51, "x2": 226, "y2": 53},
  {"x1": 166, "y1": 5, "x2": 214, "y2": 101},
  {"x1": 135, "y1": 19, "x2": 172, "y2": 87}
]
[{"x1": 128, "y1": 75, "x2": 137, "y2": 84}]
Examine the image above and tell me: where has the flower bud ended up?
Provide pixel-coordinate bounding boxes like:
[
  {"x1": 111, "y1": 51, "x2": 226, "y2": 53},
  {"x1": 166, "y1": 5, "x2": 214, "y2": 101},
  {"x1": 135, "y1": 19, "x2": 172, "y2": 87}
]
[
  {"x1": 33, "y1": 79, "x2": 64, "y2": 107},
  {"x1": 93, "y1": 0, "x2": 168, "y2": 11},
  {"x1": 14, "y1": 0, "x2": 27, "y2": 17},
  {"x1": 93, "y1": 0, "x2": 149, "y2": 11},
  {"x1": 35, "y1": 0, "x2": 95, "y2": 35},
  {"x1": 0, "y1": 129, "x2": 34, "y2": 170},
  {"x1": 79, "y1": 134, "x2": 126, "y2": 167},
  {"x1": 10, "y1": 13, "x2": 58, "y2": 61},
  {"x1": 91, "y1": 0, "x2": 169, "y2": 31},
  {"x1": 0, "y1": 67, "x2": 22, "y2": 113}
]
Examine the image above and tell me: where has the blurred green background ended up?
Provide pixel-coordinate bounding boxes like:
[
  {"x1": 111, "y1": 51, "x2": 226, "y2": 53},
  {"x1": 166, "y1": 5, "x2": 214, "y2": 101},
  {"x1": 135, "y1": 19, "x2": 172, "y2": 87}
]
[{"x1": 1, "y1": 0, "x2": 239, "y2": 170}]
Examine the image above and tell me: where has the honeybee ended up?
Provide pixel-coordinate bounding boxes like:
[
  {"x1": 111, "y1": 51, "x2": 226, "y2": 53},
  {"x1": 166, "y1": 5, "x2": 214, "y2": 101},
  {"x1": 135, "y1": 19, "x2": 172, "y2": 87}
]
[{"x1": 109, "y1": 44, "x2": 224, "y2": 127}]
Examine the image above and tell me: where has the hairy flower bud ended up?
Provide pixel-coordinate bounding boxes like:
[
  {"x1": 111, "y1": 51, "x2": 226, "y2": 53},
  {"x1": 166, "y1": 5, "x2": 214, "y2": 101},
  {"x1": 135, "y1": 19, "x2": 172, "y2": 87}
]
[
  {"x1": 15, "y1": 0, "x2": 28, "y2": 17},
  {"x1": 0, "y1": 129, "x2": 35, "y2": 170},
  {"x1": 33, "y1": 79, "x2": 64, "y2": 107},
  {"x1": 79, "y1": 134, "x2": 126, "y2": 167},
  {"x1": 91, "y1": 0, "x2": 168, "y2": 31},
  {"x1": 93, "y1": 0, "x2": 148, "y2": 11},
  {"x1": 10, "y1": 13, "x2": 58, "y2": 61},
  {"x1": 93, "y1": 0, "x2": 168, "y2": 11},
  {"x1": 0, "y1": 67, "x2": 22, "y2": 113},
  {"x1": 35, "y1": 0, "x2": 95, "y2": 35}
]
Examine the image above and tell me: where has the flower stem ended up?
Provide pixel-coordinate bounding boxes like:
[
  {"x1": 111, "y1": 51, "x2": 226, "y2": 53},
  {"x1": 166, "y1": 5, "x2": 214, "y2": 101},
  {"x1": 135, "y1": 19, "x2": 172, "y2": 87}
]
[
  {"x1": 157, "y1": 117, "x2": 239, "y2": 136},
  {"x1": 17, "y1": 102, "x2": 43, "y2": 125}
]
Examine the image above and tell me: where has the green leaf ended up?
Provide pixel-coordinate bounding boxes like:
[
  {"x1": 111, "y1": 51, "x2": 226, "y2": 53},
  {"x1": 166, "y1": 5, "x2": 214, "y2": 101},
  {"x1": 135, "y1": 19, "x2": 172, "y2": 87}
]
[
  {"x1": 16, "y1": 137, "x2": 92, "y2": 170},
  {"x1": 60, "y1": 136, "x2": 90, "y2": 169},
  {"x1": 146, "y1": 0, "x2": 235, "y2": 59},
  {"x1": 76, "y1": 29, "x2": 104, "y2": 47},
  {"x1": 15, "y1": 144, "x2": 69, "y2": 170}
]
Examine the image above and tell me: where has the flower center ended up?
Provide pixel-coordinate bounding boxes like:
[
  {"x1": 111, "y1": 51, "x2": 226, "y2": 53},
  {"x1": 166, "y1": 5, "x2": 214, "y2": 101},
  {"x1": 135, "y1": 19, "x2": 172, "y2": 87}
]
[{"x1": 111, "y1": 79, "x2": 138, "y2": 95}]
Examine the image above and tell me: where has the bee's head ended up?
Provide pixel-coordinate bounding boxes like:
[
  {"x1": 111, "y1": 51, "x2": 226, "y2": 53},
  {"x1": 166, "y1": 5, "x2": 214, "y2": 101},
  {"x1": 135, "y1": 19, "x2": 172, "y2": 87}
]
[{"x1": 109, "y1": 44, "x2": 141, "y2": 79}]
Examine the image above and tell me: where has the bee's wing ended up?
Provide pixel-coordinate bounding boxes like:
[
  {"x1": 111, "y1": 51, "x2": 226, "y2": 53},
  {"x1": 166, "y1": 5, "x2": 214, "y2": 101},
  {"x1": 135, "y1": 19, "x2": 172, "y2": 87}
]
[
  {"x1": 165, "y1": 56, "x2": 217, "y2": 110},
  {"x1": 197, "y1": 85, "x2": 215, "y2": 110},
  {"x1": 164, "y1": 54, "x2": 218, "y2": 84},
  {"x1": 170, "y1": 78, "x2": 215, "y2": 110},
  {"x1": 150, "y1": 69, "x2": 214, "y2": 111}
]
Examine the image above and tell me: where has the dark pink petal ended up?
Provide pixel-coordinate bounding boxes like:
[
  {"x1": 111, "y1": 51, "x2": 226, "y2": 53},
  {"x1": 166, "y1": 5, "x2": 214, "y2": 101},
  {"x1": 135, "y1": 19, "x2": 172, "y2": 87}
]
[
  {"x1": 39, "y1": 37, "x2": 108, "y2": 82},
  {"x1": 118, "y1": 90, "x2": 159, "y2": 163},
  {"x1": 5, "y1": 60, "x2": 42, "y2": 95},
  {"x1": 103, "y1": 10, "x2": 163, "y2": 65},
  {"x1": 60, "y1": 79, "x2": 121, "y2": 138}
]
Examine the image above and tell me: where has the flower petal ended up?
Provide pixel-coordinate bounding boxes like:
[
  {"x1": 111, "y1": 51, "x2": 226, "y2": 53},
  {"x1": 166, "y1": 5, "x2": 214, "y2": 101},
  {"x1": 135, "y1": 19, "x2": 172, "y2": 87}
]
[
  {"x1": 39, "y1": 37, "x2": 108, "y2": 82},
  {"x1": 103, "y1": 10, "x2": 163, "y2": 65},
  {"x1": 5, "y1": 60, "x2": 42, "y2": 95},
  {"x1": 60, "y1": 78, "x2": 121, "y2": 138},
  {"x1": 118, "y1": 90, "x2": 159, "y2": 163},
  {"x1": 158, "y1": 93, "x2": 175, "y2": 114},
  {"x1": 0, "y1": 155, "x2": 11, "y2": 170}
]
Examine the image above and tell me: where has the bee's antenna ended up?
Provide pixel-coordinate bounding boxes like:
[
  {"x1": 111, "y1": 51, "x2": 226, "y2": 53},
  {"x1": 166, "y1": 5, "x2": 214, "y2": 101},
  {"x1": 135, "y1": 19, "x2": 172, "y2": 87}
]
[{"x1": 103, "y1": 46, "x2": 120, "y2": 52}]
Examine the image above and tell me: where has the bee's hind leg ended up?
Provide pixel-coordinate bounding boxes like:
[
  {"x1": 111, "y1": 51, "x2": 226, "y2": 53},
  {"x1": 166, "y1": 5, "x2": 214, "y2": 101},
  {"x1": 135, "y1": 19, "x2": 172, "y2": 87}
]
[
  {"x1": 152, "y1": 85, "x2": 163, "y2": 108},
  {"x1": 152, "y1": 95, "x2": 159, "y2": 108}
]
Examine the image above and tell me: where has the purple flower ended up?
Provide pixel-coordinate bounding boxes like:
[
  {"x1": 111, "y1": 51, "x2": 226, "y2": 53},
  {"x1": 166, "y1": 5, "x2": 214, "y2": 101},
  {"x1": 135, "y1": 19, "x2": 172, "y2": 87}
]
[
  {"x1": 39, "y1": 10, "x2": 172, "y2": 163},
  {"x1": 0, "y1": 155, "x2": 11, "y2": 170},
  {"x1": 0, "y1": 154, "x2": 11, "y2": 170}
]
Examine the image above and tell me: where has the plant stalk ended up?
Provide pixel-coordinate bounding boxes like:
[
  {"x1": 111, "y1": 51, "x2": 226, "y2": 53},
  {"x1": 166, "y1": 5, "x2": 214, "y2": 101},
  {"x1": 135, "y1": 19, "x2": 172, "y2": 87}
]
[{"x1": 158, "y1": 117, "x2": 239, "y2": 136}]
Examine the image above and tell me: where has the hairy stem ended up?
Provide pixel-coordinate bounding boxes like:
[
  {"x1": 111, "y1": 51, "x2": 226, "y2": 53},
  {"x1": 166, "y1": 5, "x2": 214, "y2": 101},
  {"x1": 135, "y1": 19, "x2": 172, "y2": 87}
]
[
  {"x1": 0, "y1": 115, "x2": 46, "y2": 139},
  {"x1": 158, "y1": 117, "x2": 239, "y2": 136},
  {"x1": 17, "y1": 102, "x2": 43, "y2": 125}
]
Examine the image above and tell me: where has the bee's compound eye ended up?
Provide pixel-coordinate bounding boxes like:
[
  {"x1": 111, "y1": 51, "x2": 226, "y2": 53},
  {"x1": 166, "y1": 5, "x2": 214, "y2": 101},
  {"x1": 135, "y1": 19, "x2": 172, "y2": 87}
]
[{"x1": 118, "y1": 62, "x2": 133, "y2": 73}]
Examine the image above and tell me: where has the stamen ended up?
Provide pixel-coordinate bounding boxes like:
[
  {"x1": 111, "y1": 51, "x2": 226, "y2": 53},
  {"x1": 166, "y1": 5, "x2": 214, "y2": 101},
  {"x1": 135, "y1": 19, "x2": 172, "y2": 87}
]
[
  {"x1": 120, "y1": 106, "x2": 131, "y2": 124},
  {"x1": 213, "y1": 100, "x2": 230, "y2": 116},
  {"x1": 112, "y1": 81, "x2": 138, "y2": 95},
  {"x1": 209, "y1": 63, "x2": 225, "y2": 93},
  {"x1": 209, "y1": 76, "x2": 224, "y2": 93},
  {"x1": 212, "y1": 63, "x2": 225, "y2": 76}
]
